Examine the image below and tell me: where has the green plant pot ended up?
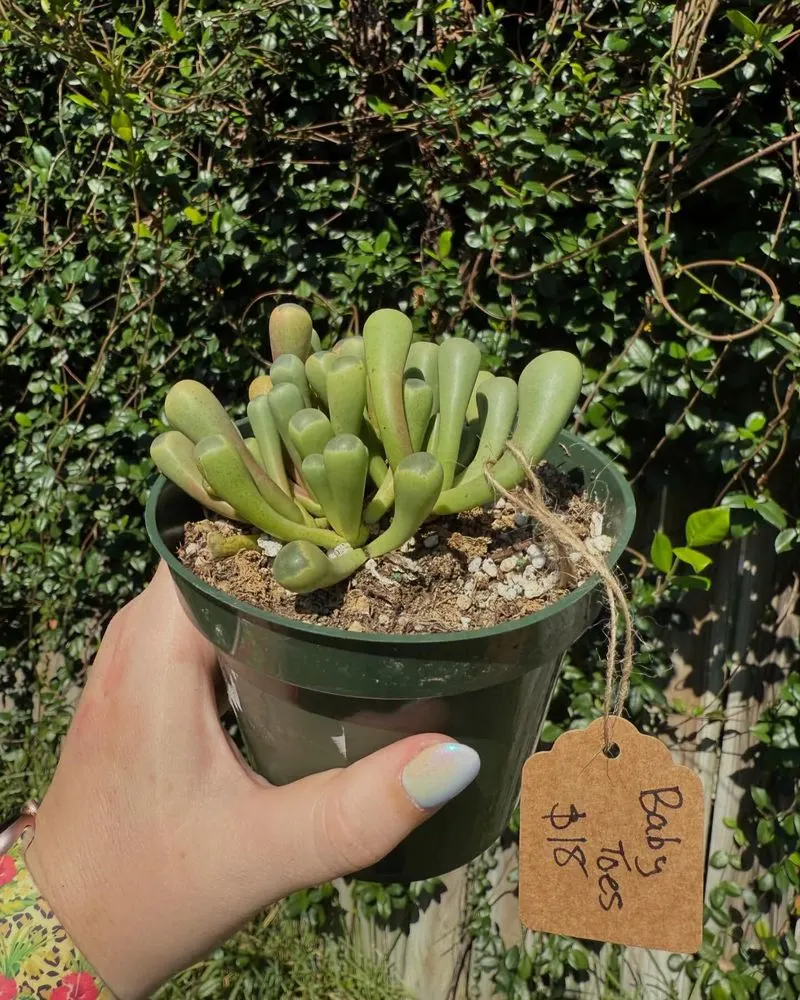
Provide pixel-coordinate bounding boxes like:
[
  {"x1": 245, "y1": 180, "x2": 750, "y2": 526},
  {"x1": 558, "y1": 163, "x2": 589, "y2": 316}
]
[{"x1": 146, "y1": 430, "x2": 635, "y2": 882}]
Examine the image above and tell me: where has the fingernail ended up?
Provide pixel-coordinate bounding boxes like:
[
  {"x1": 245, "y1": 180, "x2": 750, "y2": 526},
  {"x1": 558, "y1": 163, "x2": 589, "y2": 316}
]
[{"x1": 402, "y1": 742, "x2": 481, "y2": 810}]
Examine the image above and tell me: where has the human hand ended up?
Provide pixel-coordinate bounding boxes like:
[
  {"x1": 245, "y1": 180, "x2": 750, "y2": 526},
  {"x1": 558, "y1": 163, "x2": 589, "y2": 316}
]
[{"x1": 26, "y1": 563, "x2": 480, "y2": 999}]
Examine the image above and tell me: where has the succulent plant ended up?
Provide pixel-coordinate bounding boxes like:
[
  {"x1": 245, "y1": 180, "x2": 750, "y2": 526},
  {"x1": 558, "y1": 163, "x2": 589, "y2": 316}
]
[{"x1": 151, "y1": 303, "x2": 583, "y2": 593}]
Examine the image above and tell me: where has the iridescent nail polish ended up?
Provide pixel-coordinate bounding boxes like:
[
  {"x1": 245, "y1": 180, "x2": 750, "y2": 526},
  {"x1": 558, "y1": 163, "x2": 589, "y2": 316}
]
[{"x1": 401, "y1": 742, "x2": 481, "y2": 809}]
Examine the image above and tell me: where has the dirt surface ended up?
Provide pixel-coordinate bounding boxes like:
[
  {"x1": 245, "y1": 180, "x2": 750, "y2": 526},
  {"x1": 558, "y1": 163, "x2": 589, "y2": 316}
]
[{"x1": 177, "y1": 463, "x2": 612, "y2": 635}]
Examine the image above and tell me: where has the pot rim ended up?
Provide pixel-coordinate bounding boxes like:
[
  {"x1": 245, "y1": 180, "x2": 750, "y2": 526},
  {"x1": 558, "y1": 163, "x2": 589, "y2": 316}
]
[{"x1": 145, "y1": 430, "x2": 635, "y2": 646}]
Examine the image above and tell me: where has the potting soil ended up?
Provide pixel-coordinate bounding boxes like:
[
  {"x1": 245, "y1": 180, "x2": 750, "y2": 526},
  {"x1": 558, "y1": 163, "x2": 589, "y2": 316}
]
[{"x1": 178, "y1": 462, "x2": 611, "y2": 635}]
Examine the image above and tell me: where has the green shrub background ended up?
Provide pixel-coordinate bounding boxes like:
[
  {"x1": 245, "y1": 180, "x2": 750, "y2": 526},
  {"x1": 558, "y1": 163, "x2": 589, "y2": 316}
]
[{"x1": 2, "y1": 2, "x2": 798, "y2": 998}]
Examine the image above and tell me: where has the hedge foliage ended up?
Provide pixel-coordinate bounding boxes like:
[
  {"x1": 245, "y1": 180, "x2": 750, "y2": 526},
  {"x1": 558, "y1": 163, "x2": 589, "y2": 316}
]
[
  {"x1": 2, "y1": 0, "x2": 798, "y2": 688},
  {"x1": 1, "y1": 1, "x2": 799, "y2": 998}
]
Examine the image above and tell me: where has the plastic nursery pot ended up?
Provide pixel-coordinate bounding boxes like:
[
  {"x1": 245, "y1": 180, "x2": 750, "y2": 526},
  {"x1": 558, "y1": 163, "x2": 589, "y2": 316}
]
[{"x1": 146, "y1": 429, "x2": 635, "y2": 883}]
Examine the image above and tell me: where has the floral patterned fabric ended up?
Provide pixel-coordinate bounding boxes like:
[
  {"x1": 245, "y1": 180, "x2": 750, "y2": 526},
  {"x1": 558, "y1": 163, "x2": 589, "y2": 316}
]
[{"x1": 0, "y1": 843, "x2": 113, "y2": 999}]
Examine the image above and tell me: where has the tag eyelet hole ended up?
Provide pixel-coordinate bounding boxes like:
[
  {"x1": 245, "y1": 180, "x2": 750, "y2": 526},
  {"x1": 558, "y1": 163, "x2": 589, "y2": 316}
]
[{"x1": 603, "y1": 742, "x2": 621, "y2": 759}]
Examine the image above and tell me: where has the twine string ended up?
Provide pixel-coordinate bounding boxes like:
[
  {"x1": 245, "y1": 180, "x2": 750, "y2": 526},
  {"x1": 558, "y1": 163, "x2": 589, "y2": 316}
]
[{"x1": 484, "y1": 446, "x2": 634, "y2": 751}]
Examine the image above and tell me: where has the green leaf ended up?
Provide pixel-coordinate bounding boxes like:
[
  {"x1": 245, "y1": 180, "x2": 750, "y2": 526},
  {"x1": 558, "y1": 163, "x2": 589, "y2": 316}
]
[
  {"x1": 722, "y1": 492, "x2": 757, "y2": 511},
  {"x1": 754, "y1": 498, "x2": 787, "y2": 530},
  {"x1": 603, "y1": 33, "x2": 630, "y2": 53},
  {"x1": 756, "y1": 818, "x2": 774, "y2": 845},
  {"x1": 374, "y1": 230, "x2": 390, "y2": 253},
  {"x1": 32, "y1": 144, "x2": 52, "y2": 168},
  {"x1": 754, "y1": 918, "x2": 771, "y2": 940},
  {"x1": 650, "y1": 531, "x2": 673, "y2": 573},
  {"x1": 685, "y1": 507, "x2": 730, "y2": 547},
  {"x1": 438, "y1": 229, "x2": 453, "y2": 259},
  {"x1": 426, "y1": 57, "x2": 448, "y2": 73},
  {"x1": 756, "y1": 166, "x2": 783, "y2": 185},
  {"x1": 183, "y1": 206, "x2": 206, "y2": 225},
  {"x1": 69, "y1": 93, "x2": 97, "y2": 109},
  {"x1": 628, "y1": 338, "x2": 653, "y2": 366},
  {"x1": 521, "y1": 128, "x2": 547, "y2": 146},
  {"x1": 568, "y1": 948, "x2": 589, "y2": 972},
  {"x1": 612, "y1": 177, "x2": 637, "y2": 201},
  {"x1": 745, "y1": 411, "x2": 766, "y2": 432},
  {"x1": 690, "y1": 77, "x2": 723, "y2": 90},
  {"x1": 751, "y1": 786, "x2": 772, "y2": 811},
  {"x1": 769, "y1": 24, "x2": 795, "y2": 44},
  {"x1": 748, "y1": 336, "x2": 774, "y2": 361},
  {"x1": 111, "y1": 109, "x2": 133, "y2": 142},
  {"x1": 726, "y1": 10, "x2": 758, "y2": 37},
  {"x1": 673, "y1": 575, "x2": 712, "y2": 591},
  {"x1": 757, "y1": 872, "x2": 775, "y2": 892},
  {"x1": 539, "y1": 721, "x2": 562, "y2": 743},
  {"x1": 160, "y1": 9, "x2": 185, "y2": 42},
  {"x1": 114, "y1": 18, "x2": 135, "y2": 38},
  {"x1": 775, "y1": 528, "x2": 797, "y2": 553},
  {"x1": 673, "y1": 546, "x2": 712, "y2": 573},
  {"x1": 366, "y1": 96, "x2": 395, "y2": 116}
]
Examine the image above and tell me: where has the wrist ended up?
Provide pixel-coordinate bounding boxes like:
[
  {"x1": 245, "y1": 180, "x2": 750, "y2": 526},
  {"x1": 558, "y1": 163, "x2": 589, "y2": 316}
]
[{"x1": 25, "y1": 795, "x2": 144, "y2": 1000}]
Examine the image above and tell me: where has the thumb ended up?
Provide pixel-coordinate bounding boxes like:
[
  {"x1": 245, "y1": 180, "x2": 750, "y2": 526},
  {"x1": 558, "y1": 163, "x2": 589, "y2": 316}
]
[{"x1": 244, "y1": 736, "x2": 480, "y2": 895}]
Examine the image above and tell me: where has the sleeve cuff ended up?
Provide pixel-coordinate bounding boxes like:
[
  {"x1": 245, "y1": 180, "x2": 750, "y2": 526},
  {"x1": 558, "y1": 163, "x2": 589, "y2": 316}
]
[{"x1": 0, "y1": 842, "x2": 115, "y2": 999}]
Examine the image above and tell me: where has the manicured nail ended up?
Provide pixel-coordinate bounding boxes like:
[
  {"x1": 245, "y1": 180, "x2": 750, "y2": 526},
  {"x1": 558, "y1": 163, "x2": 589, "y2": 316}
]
[{"x1": 402, "y1": 742, "x2": 481, "y2": 810}]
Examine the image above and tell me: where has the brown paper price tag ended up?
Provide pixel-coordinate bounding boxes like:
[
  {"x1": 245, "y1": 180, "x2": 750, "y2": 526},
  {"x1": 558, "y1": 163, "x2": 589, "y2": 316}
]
[{"x1": 520, "y1": 717, "x2": 704, "y2": 954}]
